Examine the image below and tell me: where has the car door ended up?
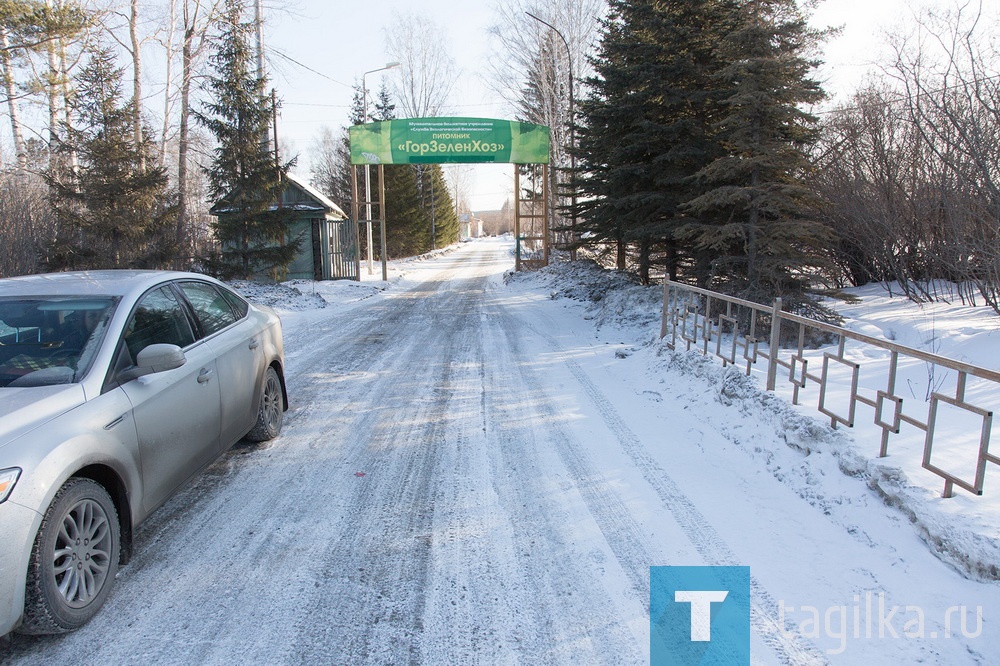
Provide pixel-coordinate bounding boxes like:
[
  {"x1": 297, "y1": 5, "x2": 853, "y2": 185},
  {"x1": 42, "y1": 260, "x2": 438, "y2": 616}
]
[
  {"x1": 177, "y1": 280, "x2": 264, "y2": 447},
  {"x1": 117, "y1": 285, "x2": 223, "y2": 514}
]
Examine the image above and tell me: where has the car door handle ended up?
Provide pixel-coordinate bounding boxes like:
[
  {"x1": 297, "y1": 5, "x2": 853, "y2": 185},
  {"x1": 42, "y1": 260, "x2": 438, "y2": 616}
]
[
  {"x1": 197, "y1": 368, "x2": 214, "y2": 383},
  {"x1": 248, "y1": 338, "x2": 260, "y2": 350}
]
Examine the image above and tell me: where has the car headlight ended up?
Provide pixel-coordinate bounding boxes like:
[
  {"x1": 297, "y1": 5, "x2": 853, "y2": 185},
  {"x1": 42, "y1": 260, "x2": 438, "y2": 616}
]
[{"x1": 0, "y1": 468, "x2": 21, "y2": 503}]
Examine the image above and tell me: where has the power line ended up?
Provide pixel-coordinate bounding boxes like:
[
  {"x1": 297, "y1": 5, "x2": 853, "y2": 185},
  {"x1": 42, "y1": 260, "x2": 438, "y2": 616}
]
[{"x1": 267, "y1": 47, "x2": 353, "y2": 89}]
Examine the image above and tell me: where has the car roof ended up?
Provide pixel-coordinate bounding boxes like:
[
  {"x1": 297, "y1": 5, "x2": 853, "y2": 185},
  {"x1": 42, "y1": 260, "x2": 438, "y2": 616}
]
[{"x1": 0, "y1": 270, "x2": 222, "y2": 301}]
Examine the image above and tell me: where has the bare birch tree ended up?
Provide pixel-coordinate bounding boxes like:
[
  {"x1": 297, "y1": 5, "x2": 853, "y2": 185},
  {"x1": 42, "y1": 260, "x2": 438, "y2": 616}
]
[
  {"x1": 888, "y1": 0, "x2": 1000, "y2": 310},
  {"x1": 487, "y1": 0, "x2": 603, "y2": 146},
  {"x1": 383, "y1": 12, "x2": 457, "y2": 118},
  {"x1": 0, "y1": 26, "x2": 28, "y2": 168},
  {"x1": 174, "y1": 0, "x2": 223, "y2": 265},
  {"x1": 814, "y1": 1, "x2": 1000, "y2": 312},
  {"x1": 486, "y1": 0, "x2": 604, "y2": 249}
]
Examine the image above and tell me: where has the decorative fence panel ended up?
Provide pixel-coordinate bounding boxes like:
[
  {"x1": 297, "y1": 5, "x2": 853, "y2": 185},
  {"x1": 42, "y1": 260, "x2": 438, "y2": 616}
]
[{"x1": 660, "y1": 281, "x2": 1000, "y2": 498}]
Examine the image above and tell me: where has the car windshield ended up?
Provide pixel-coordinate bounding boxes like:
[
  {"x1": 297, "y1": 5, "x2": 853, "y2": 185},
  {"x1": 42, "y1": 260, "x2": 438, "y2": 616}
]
[{"x1": 0, "y1": 296, "x2": 118, "y2": 388}]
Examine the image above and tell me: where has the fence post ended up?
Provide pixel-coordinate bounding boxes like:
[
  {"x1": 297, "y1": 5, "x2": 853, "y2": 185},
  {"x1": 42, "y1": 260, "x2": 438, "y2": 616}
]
[
  {"x1": 766, "y1": 297, "x2": 782, "y2": 391},
  {"x1": 660, "y1": 280, "x2": 671, "y2": 339}
]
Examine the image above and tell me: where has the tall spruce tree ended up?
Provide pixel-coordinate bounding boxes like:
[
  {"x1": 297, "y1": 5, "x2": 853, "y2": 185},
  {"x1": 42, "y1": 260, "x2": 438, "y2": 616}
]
[
  {"x1": 375, "y1": 83, "x2": 456, "y2": 258},
  {"x1": 574, "y1": 0, "x2": 737, "y2": 283},
  {"x1": 46, "y1": 46, "x2": 174, "y2": 270},
  {"x1": 574, "y1": 2, "x2": 640, "y2": 272},
  {"x1": 383, "y1": 164, "x2": 425, "y2": 258},
  {"x1": 196, "y1": 0, "x2": 298, "y2": 280},
  {"x1": 680, "y1": 0, "x2": 832, "y2": 305},
  {"x1": 428, "y1": 164, "x2": 458, "y2": 247}
]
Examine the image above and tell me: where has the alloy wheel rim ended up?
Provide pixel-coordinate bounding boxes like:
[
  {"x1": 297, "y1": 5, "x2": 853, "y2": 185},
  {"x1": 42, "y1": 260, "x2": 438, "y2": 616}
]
[
  {"x1": 52, "y1": 498, "x2": 113, "y2": 608},
  {"x1": 263, "y1": 374, "x2": 281, "y2": 431}
]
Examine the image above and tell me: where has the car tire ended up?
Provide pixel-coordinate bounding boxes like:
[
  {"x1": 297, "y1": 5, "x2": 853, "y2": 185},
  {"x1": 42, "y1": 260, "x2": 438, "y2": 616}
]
[
  {"x1": 18, "y1": 478, "x2": 121, "y2": 635},
  {"x1": 245, "y1": 366, "x2": 283, "y2": 442}
]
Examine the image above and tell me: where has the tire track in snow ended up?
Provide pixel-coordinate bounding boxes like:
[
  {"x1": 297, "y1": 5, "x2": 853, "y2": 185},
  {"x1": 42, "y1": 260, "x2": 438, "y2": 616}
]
[
  {"x1": 284, "y1": 248, "x2": 504, "y2": 663},
  {"x1": 462, "y1": 283, "x2": 654, "y2": 662},
  {"x1": 518, "y1": 312, "x2": 829, "y2": 666}
]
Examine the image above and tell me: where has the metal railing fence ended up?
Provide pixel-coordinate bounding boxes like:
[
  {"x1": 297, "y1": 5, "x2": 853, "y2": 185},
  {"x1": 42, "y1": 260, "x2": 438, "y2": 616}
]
[{"x1": 660, "y1": 280, "x2": 1000, "y2": 498}]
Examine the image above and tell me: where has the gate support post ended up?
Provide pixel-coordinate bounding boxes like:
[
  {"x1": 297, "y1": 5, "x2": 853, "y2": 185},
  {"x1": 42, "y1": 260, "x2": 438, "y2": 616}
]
[{"x1": 350, "y1": 166, "x2": 362, "y2": 281}]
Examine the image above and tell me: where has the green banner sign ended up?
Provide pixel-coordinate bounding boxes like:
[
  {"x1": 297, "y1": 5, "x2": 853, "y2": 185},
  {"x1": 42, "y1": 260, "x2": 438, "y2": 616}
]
[{"x1": 350, "y1": 117, "x2": 550, "y2": 165}]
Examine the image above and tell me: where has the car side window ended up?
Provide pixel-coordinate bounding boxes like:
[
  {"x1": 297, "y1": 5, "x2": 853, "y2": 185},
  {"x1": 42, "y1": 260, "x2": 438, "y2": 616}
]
[
  {"x1": 123, "y1": 287, "x2": 196, "y2": 361},
  {"x1": 219, "y1": 286, "x2": 249, "y2": 319},
  {"x1": 178, "y1": 282, "x2": 238, "y2": 336}
]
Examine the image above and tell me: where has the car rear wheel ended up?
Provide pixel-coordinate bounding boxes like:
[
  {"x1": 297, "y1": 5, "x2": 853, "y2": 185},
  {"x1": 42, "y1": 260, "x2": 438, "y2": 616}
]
[
  {"x1": 245, "y1": 366, "x2": 283, "y2": 442},
  {"x1": 19, "y1": 478, "x2": 120, "y2": 634}
]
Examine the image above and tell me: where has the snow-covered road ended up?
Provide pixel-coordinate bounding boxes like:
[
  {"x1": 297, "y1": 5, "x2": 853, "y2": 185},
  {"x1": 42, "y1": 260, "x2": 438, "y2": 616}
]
[{"x1": 3, "y1": 239, "x2": 997, "y2": 664}]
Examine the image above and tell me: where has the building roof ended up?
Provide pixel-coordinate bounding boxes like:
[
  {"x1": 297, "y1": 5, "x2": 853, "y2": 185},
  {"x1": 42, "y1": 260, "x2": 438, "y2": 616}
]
[
  {"x1": 285, "y1": 173, "x2": 347, "y2": 219},
  {"x1": 210, "y1": 173, "x2": 347, "y2": 220}
]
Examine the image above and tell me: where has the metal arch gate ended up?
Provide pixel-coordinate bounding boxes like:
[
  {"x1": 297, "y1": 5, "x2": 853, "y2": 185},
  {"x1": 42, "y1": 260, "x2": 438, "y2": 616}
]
[
  {"x1": 349, "y1": 163, "x2": 387, "y2": 281},
  {"x1": 348, "y1": 117, "x2": 552, "y2": 281},
  {"x1": 514, "y1": 164, "x2": 549, "y2": 271}
]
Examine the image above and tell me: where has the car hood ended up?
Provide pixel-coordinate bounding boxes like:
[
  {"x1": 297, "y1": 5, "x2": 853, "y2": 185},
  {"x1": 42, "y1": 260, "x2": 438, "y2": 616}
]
[{"x1": 0, "y1": 385, "x2": 86, "y2": 449}]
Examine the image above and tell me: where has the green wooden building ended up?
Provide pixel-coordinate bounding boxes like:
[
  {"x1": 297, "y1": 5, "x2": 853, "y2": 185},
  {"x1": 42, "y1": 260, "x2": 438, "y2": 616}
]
[{"x1": 211, "y1": 173, "x2": 358, "y2": 281}]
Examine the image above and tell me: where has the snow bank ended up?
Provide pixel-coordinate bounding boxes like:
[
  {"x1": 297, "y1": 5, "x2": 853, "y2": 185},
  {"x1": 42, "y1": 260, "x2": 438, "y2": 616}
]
[
  {"x1": 515, "y1": 261, "x2": 1000, "y2": 582},
  {"x1": 505, "y1": 259, "x2": 662, "y2": 333}
]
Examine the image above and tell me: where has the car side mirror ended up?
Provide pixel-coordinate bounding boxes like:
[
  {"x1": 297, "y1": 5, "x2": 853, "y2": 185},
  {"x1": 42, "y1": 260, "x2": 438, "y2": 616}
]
[{"x1": 118, "y1": 344, "x2": 186, "y2": 382}]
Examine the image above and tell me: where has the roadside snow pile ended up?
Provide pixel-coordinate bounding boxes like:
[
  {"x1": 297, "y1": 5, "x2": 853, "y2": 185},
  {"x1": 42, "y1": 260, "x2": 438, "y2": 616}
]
[
  {"x1": 519, "y1": 259, "x2": 1000, "y2": 581},
  {"x1": 230, "y1": 278, "x2": 391, "y2": 313},
  {"x1": 506, "y1": 259, "x2": 662, "y2": 332},
  {"x1": 229, "y1": 280, "x2": 327, "y2": 311},
  {"x1": 659, "y1": 348, "x2": 1000, "y2": 581},
  {"x1": 396, "y1": 244, "x2": 462, "y2": 263},
  {"x1": 826, "y1": 282, "x2": 1000, "y2": 369}
]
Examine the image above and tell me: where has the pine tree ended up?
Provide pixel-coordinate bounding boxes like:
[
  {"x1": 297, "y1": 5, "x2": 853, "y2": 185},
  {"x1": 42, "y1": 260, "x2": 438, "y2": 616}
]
[
  {"x1": 680, "y1": 0, "x2": 833, "y2": 306},
  {"x1": 0, "y1": 0, "x2": 87, "y2": 170},
  {"x1": 323, "y1": 78, "x2": 457, "y2": 259},
  {"x1": 45, "y1": 46, "x2": 174, "y2": 270},
  {"x1": 196, "y1": 0, "x2": 299, "y2": 280},
  {"x1": 376, "y1": 81, "x2": 456, "y2": 257}
]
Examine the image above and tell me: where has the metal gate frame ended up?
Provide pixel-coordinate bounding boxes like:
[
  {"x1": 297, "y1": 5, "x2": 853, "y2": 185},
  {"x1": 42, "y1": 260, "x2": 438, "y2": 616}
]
[
  {"x1": 513, "y1": 163, "x2": 550, "y2": 271},
  {"x1": 350, "y1": 163, "x2": 388, "y2": 281}
]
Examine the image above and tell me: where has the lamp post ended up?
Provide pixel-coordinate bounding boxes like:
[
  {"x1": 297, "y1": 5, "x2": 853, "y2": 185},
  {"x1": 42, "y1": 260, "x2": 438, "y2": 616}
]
[
  {"x1": 362, "y1": 61, "x2": 400, "y2": 276},
  {"x1": 526, "y1": 12, "x2": 576, "y2": 260}
]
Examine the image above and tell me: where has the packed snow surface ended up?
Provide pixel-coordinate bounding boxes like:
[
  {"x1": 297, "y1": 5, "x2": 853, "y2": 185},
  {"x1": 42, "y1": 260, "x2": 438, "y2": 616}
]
[{"x1": 3, "y1": 238, "x2": 998, "y2": 664}]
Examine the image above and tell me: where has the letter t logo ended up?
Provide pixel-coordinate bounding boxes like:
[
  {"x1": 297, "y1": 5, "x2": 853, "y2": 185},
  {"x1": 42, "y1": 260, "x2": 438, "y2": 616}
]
[{"x1": 674, "y1": 590, "x2": 729, "y2": 641}]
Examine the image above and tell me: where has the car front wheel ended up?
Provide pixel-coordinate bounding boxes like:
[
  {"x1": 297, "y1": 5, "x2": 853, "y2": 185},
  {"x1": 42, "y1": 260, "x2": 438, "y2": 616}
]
[
  {"x1": 245, "y1": 365, "x2": 284, "y2": 442},
  {"x1": 19, "y1": 478, "x2": 121, "y2": 634}
]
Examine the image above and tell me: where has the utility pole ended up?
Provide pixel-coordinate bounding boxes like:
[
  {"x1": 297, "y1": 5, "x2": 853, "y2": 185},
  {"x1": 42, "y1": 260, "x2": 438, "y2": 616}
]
[{"x1": 254, "y1": 0, "x2": 271, "y2": 151}]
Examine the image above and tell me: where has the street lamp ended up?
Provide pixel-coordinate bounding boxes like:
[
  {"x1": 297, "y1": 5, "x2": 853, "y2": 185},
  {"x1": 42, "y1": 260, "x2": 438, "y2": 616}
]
[
  {"x1": 362, "y1": 61, "x2": 400, "y2": 276},
  {"x1": 526, "y1": 12, "x2": 577, "y2": 260}
]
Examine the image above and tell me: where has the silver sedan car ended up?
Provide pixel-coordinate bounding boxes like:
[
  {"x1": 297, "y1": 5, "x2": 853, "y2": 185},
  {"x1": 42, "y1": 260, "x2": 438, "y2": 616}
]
[{"x1": 0, "y1": 270, "x2": 287, "y2": 636}]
